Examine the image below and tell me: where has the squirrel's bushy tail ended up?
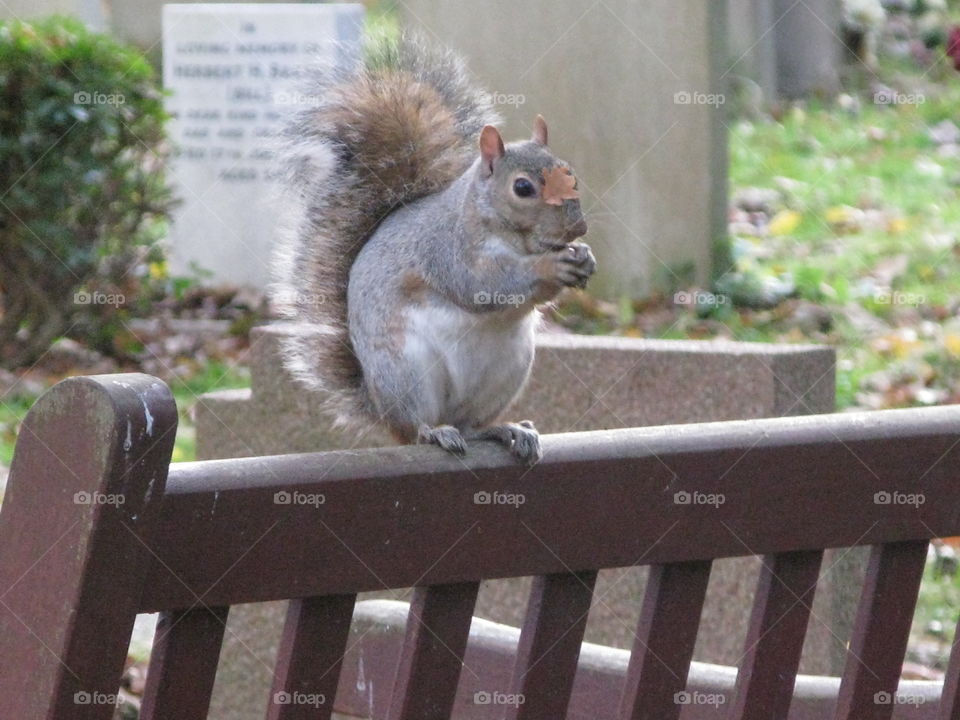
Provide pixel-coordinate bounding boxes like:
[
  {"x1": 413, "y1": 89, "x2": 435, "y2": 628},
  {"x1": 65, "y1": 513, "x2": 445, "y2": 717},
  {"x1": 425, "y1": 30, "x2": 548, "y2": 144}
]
[{"x1": 271, "y1": 35, "x2": 498, "y2": 427}]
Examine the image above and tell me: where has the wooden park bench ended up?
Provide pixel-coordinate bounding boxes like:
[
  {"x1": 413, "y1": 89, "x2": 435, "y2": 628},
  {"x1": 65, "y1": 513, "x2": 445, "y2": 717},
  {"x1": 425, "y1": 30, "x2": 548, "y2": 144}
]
[{"x1": 1, "y1": 372, "x2": 959, "y2": 719}]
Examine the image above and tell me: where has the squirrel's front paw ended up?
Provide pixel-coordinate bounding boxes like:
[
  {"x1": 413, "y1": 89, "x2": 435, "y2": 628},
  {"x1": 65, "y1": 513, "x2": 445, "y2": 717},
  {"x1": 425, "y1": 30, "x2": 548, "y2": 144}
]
[
  {"x1": 553, "y1": 242, "x2": 597, "y2": 289},
  {"x1": 468, "y1": 420, "x2": 542, "y2": 465}
]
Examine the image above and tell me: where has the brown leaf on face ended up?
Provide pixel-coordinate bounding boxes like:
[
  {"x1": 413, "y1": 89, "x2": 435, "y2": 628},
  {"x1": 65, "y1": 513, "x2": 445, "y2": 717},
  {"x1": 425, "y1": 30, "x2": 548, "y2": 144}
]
[{"x1": 541, "y1": 166, "x2": 579, "y2": 206}]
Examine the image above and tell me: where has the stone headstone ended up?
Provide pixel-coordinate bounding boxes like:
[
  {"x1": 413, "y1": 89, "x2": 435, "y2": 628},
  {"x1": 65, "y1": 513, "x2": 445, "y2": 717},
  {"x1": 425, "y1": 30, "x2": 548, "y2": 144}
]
[
  {"x1": 161, "y1": 3, "x2": 363, "y2": 287},
  {"x1": 726, "y1": 0, "x2": 779, "y2": 103},
  {"x1": 772, "y1": 0, "x2": 842, "y2": 99},
  {"x1": 727, "y1": 0, "x2": 843, "y2": 103},
  {"x1": 198, "y1": 325, "x2": 851, "y2": 720}
]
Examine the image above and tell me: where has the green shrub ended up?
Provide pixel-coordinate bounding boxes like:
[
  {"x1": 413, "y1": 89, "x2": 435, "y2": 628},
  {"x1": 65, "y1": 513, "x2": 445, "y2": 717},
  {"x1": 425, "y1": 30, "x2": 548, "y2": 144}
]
[{"x1": 0, "y1": 16, "x2": 173, "y2": 368}]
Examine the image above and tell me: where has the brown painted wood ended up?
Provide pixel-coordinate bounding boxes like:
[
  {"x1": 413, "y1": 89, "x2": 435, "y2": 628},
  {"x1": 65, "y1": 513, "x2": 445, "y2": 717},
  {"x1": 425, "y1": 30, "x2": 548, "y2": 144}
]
[
  {"x1": 729, "y1": 550, "x2": 824, "y2": 720},
  {"x1": 140, "y1": 606, "x2": 229, "y2": 720},
  {"x1": 140, "y1": 405, "x2": 959, "y2": 611},
  {"x1": 266, "y1": 594, "x2": 356, "y2": 720},
  {"x1": 834, "y1": 541, "x2": 928, "y2": 720},
  {"x1": 0, "y1": 374, "x2": 177, "y2": 720},
  {"x1": 618, "y1": 561, "x2": 712, "y2": 720},
  {"x1": 387, "y1": 582, "x2": 480, "y2": 720},
  {"x1": 504, "y1": 571, "x2": 598, "y2": 720}
]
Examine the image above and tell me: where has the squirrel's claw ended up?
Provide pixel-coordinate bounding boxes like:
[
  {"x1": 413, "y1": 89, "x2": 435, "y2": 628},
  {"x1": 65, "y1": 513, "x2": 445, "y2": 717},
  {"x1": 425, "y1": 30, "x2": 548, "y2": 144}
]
[
  {"x1": 469, "y1": 421, "x2": 543, "y2": 465},
  {"x1": 418, "y1": 424, "x2": 468, "y2": 456},
  {"x1": 555, "y1": 242, "x2": 597, "y2": 289}
]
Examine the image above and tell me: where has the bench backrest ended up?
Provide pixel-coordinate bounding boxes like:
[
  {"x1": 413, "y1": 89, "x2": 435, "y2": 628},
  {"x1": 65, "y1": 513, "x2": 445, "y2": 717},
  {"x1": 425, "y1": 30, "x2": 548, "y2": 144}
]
[{"x1": 0, "y1": 373, "x2": 958, "y2": 720}]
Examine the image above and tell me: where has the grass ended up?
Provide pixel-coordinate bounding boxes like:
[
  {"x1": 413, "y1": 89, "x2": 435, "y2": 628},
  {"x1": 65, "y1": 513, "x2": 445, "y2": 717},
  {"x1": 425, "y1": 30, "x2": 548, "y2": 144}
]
[
  {"x1": 725, "y1": 94, "x2": 960, "y2": 409},
  {"x1": 728, "y1": 102, "x2": 960, "y2": 297},
  {"x1": 0, "y1": 395, "x2": 34, "y2": 468}
]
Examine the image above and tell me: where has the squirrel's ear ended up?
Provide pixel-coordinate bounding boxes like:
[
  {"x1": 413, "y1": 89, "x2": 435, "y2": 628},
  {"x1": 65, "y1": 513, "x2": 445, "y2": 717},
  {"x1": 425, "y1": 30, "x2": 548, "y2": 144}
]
[
  {"x1": 479, "y1": 125, "x2": 505, "y2": 176},
  {"x1": 532, "y1": 115, "x2": 548, "y2": 146}
]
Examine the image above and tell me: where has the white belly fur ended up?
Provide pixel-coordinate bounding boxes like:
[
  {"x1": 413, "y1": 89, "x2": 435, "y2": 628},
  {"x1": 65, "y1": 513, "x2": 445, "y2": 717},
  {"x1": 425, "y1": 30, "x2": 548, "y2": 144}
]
[{"x1": 403, "y1": 301, "x2": 537, "y2": 428}]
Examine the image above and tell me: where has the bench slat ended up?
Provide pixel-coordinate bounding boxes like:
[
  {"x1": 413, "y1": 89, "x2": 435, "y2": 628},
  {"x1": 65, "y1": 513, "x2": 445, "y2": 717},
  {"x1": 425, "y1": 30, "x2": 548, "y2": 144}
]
[
  {"x1": 140, "y1": 606, "x2": 229, "y2": 720},
  {"x1": 618, "y1": 560, "x2": 712, "y2": 720},
  {"x1": 729, "y1": 550, "x2": 824, "y2": 720},
  {"x1": 143, "y1": 405, "x2": 960, "y2": 612},
  {"x1": 387, "y1": 582, "x2": 480, "y2": 720},
  {"x1": 504, "y1": 570, "x2": 598, "y2": 720},
  {"x1": 266, "y1": 594, "x2": 355, "y2": 720},
  {"x1": 834, "y1": 541, "x2": 928, "y2": 720}
]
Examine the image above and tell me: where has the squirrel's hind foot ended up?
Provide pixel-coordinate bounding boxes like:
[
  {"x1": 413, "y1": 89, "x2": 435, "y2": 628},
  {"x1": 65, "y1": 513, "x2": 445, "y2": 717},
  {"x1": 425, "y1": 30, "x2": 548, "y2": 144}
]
[
  {"x1": 468, "y1": 421, "x2": 542, "y2": 466},
  {"x1": 417, "y1": 424, "x2": 467, "y2": 456}
]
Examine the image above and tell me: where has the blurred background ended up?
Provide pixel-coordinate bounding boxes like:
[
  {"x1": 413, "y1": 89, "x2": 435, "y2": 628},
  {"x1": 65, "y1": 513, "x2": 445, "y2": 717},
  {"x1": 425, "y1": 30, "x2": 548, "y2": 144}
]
[{"x1": 4, "y1": 0, "x2": 960, "y2": 707}]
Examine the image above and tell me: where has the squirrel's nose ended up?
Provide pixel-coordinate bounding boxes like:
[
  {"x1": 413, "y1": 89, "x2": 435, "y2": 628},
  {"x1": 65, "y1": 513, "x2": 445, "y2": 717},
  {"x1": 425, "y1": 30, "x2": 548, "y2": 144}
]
[{"x1": 562, "y1": 200, "x2": 587, "y2": 239}]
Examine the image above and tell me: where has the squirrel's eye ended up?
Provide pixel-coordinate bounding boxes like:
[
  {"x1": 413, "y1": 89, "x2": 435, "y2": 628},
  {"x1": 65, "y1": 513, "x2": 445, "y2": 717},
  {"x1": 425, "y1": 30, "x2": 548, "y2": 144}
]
[{"x1": 513, "y1": 177, "x2": 536, "y2": 198}]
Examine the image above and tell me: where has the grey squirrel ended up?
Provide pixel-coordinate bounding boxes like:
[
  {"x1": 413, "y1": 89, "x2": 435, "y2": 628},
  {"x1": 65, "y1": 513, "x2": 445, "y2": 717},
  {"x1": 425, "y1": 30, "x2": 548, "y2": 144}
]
[{"x1": 272, "y1": 37, "x2": 596, "y2": 464}]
